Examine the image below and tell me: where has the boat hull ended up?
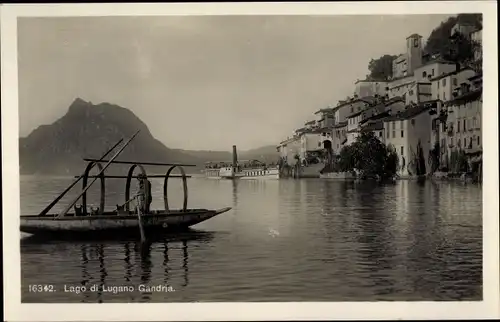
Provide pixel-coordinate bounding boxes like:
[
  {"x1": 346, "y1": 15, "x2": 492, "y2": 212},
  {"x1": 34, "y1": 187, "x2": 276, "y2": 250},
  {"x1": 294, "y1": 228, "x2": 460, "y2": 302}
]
[
  {"x1": 204, "y1": 168, "x2": 280, "y2": 180},
  {"x1": 20, "y1": 207, "x2": 231, "y2": 237}
]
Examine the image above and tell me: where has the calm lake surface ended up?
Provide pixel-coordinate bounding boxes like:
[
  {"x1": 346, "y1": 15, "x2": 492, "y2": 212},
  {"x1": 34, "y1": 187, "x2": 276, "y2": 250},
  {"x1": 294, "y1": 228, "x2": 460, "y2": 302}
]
[{"x1": 20, "y1": 176, "x2": 483, "y2": 302}]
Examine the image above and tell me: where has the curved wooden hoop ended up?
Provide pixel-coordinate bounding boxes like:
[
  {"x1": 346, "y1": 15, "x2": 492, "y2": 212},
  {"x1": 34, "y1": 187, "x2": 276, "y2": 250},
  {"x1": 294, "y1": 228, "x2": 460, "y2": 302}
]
[
  {"x1": 125, "y1": 164, "x2": 148, "y2": 212},
  {"x1": 82, "y1": 162, "x2": 105, "y2": 215},
  {"x1": 163, "y1": 165, "x2": 188, "y2": 212}
]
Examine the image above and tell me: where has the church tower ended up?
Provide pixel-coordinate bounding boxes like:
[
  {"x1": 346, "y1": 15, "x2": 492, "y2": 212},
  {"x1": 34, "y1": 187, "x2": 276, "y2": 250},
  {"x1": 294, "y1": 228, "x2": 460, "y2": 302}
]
[{"x1": 406, "y1": 34, "x2": 423, "y2": 74}]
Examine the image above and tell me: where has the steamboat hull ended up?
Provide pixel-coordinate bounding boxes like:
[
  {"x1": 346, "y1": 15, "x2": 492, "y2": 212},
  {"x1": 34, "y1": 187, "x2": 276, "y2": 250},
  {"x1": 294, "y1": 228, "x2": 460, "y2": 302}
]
[{"x1": 20, "y1": 207, "x2": 231, "y2": 237}]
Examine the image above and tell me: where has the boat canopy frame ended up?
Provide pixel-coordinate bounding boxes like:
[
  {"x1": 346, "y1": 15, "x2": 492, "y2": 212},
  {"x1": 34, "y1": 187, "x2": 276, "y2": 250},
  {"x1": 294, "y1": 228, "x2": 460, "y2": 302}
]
[{"x1": 80, "y1": 158, "x2": 194, "y2": 216}]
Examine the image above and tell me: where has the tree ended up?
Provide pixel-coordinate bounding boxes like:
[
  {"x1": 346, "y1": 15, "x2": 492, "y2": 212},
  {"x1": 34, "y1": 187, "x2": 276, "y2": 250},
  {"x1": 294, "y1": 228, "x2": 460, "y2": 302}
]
[
  {"x1": 367, "y1": 54, "x2": 398, "y2": 81},
  {"x1": 337, "y1": 132, "x2": 399, "y2": 181},
  {"x1": 423, "y1": 13, "x2": 482, "y2": 59},
  {"x1": 445, "y1": 31, "x2": 482, "y2": 72}
]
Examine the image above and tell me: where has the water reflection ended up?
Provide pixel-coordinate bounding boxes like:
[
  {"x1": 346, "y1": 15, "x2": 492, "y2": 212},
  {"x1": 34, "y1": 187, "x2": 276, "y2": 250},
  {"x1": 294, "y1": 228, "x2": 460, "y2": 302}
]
[
  {"x1": 232, "y1": 180, "x2": 239, "y2": 209},
  {"x1": 39, "y1": 231, "x2": 212, "y2": 302},
  {"x1": 21, "y1": 178, "x2": 482, "y2": 302}
]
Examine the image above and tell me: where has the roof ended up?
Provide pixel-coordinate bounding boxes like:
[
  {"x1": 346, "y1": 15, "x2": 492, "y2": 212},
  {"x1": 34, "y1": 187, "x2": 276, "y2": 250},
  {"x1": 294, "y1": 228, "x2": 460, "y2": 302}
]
[
  {"x1": 383, "y1": 100, "x2": 439, "y2": 122},
  {"x1": 332, "y1": 121, "x2": 348, "y2": 129},
  {"x1": 304, "y1": 120, "x2": 316, "y2": 125},
  {"x1": 346, "y1": 102, "x2": 385, "y2": 119},
  {"x1": 359, "y1": 111, "x2": 391, "y2": 125},
  {"x1": 360, "y1": 121, "x2": 385, "y2": 132},
  {"x1": 415, "y1": 59, "x2": 456, "y2": 70},
  {"x1": 332, "y1": 96, "x2": 374, "y2": 111},
  {"x1": 314, "y1": 108, "x2": 335, "y2": 115},
  {"x1": 347, "y1": 110, "x2": 363, "y2": 119},
  {"x1": 406, "y1": 33, "x2": 422, "y2": 39},
  {"x1": 429, "y1": 67, "x2": 474, "y2": 81},
  {"x1": 468, "y1": 73, "x2": 483, "y2": 81},
  {"x1": 384, "y1": 97, "x2": 405, "y2": 106},
  {"x1": 355, "y1": 79, "x2": 388, "y2": 84},
  {"x1": 445, "y1": 89, "x2": 482, "y2": 106},
  {"x1": 389, "y1": 72, "x2": 415, "y2": 83}
]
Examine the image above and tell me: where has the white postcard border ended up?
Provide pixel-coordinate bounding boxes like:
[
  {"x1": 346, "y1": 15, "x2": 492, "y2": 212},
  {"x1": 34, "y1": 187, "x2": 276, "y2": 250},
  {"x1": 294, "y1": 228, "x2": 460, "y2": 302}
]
[{"x1": 2, "y1": 2, "x2": 499, "y2": 321}]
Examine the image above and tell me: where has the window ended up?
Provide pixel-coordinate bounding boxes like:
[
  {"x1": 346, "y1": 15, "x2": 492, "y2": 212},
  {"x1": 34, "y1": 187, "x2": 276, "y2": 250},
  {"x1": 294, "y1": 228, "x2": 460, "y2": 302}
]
[
  {"x1": 450, "y1": 138, "x2": 453, "y2": 146},
  {"x1": 443, "y1": 92, "x2": 446, "y2": 100},
  {"x1": 453, "y1": 78, "x2": 458, "y2": 86},
  {"x1": 409, "y1": 90, "x2": 414, "y2": 96},
  {"x1": 457, "y1": 120, "x2": 460, "y2": 132},
  {"x1": 414, "y1": 38, "x2": 418, "y2": 47},
  {"x1": 318, "y1": 142, "x2": 321, "y2": 147},
  {"x1": 458, "y1": 139, "x2": 461, "y2": 147},
  {"x1": 477, "y1": 136, "x2": 480, "y2": 145},
  {"x1": 351, "y1": 107, "x2": 354, "y2": 113},
  {"x1": 411, "y1": 119, "x2": 416, "y2": 126},
  {"x1": 463, "y1": 119, "x2": 466, "y2": 130},
  {"x1": 379, "y1": 131, "x2": 382, "y2": 137},
  {"x1": 437, "y1": 81, "x2": 440, "y2": 89},
  {"x1": 431, "y1": 68, "x2": 435, "y2": 76},
  {"x1": 422, "y1": 71, "x2": 427, "y2": 78},
  {"x1": 442, "y1": 78, "x2": 447, "y2": 86},
  {"x1": 401, "y1": 146, "x2": 404, "y2": 155},
  {"x1": 386, "y1": 128, "x2": 390, "y2": 138},
  {"x1": 392, "y1": 130, "x2": 396, "y2": 138},
  {"x1": 401, "y1": 130, "x2": 404, "y2": 138}
]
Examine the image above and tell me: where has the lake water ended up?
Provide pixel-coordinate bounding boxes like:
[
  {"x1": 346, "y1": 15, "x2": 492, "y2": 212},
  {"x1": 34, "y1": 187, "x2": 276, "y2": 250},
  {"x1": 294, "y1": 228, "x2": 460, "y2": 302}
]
[{"x1": 20, "y1": 176, "x2": 483, "y2": 302}]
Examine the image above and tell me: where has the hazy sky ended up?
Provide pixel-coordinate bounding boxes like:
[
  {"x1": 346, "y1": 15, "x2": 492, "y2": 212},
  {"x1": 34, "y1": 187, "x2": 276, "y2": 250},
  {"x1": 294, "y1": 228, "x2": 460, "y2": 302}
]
[{"x1": 18, "y1": 14, "x2": 452, "y2": 151}]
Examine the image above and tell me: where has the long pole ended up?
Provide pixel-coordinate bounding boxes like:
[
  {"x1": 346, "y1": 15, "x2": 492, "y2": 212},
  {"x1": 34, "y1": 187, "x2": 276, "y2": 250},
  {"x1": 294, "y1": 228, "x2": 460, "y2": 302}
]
[
  {"x1": 38, "y1": 138, "x2": 124, "y2": 216},
  {"x1": 57, "y1": 130, "x2": 141, "y2": 218},
  {"x1": 136, "y1": 203, "x2": 146, "y2": 243}
]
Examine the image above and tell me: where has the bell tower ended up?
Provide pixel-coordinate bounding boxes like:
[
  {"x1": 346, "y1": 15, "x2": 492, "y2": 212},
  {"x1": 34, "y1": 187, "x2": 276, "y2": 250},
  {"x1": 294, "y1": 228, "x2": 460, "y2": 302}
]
[{"x1": 406, "y1": 33, "x2": 423, "y2": 74}]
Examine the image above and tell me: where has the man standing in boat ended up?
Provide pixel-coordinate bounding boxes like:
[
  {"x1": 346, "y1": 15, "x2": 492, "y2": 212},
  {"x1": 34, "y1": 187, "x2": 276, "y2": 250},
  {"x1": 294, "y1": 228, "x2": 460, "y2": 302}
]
[{"x1": 136, "y1": 173, "x2": 152, "y2": 214}]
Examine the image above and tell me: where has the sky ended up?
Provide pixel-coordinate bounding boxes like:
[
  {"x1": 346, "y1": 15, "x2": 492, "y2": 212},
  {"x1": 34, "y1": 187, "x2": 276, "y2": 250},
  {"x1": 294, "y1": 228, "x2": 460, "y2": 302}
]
[{"x1": 17, "y1": 14, "x2": 453, "y2": 151}]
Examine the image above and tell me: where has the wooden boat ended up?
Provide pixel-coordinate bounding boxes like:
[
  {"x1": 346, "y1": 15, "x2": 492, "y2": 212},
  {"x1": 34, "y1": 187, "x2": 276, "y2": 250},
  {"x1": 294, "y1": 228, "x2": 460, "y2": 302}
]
[{"x1": 20, "y1": 131, "x2": 232, "y2": 240}]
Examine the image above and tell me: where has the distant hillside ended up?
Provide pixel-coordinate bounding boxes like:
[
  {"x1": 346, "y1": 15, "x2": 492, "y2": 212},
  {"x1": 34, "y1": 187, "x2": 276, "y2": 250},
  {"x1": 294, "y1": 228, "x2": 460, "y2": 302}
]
[
  {"x1": 19, "y1": 98, "x2": 280, "y2": 176},
  {"x1": 19, "y1": 98, "x2": 203, "y2": 175},
  {"x1": 172, "y1": 145, "x2": 280, "y2": 165}
]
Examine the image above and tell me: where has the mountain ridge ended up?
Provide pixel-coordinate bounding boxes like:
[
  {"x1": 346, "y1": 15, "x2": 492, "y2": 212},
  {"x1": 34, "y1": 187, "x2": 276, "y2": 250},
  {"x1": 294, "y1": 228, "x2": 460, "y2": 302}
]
[{"x1": 19, "y1": 98, "x2": 279, "y2": 175}]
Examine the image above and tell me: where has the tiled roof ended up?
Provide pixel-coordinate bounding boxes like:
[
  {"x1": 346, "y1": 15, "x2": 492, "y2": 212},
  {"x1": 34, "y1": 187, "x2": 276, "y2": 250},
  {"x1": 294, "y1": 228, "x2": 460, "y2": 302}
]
[
  {"x1": 359, "y1": 111, "x2": 391, "y2": 125},
  {"x1": 360, "y1": 121, "x2": 385, "y2": 132},
  {"x1": 383, "y1": 100, "x2": 439, "y2": 122},
  {"x1": 445, "y1": 89, "x2": 482, "y2": 106},
  {"x1": 331, "y1": 96, "x2": 373, "y2": 111},
  {"x1": 332, "y1": 121, "x2": 348, "y2": 129},
  {"x1": 429, "y1": 67, "x2": 474, "y2": 81},
  {"x1": 406, "y1": 33, "x2": 422, "y2": 39}
]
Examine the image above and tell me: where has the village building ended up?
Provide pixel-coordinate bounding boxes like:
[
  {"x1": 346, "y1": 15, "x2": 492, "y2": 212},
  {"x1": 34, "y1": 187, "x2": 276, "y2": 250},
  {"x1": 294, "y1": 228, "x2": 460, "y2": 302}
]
[
  {"x1": 332, "y1": 121, "x2": 348, "y2": 152},
  {"x1": 392, "y1": 34, "x2": 424, "y2": 79},
  {"x1": 430, "y1": 67, "x2": 476, "y2": 102},
  {"x1": 345, "y1": 102, "x2": 387, "y2": 145},
  {"x1": 442, "y1": 73, "x2": 482, "y2": 171},
  {"x1": 383, "y1": 100, "x2": 439, "y2": 177},
  {"x1": 354, "y1": 80, "x2": 388, "y2": 98}
]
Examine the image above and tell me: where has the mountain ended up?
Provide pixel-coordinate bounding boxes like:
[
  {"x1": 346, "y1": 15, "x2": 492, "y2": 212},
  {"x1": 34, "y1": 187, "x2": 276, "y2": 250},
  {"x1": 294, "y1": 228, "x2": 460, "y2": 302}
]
[
  {"x1": 19, "y1": 98, "x2": 202, "y2": 175},
  {"x1": 19, "y1": 98, "x2": 281, "y2": 176},
  {"x1": 239, "y1": 145, "x2": 279, "y2": 164}
]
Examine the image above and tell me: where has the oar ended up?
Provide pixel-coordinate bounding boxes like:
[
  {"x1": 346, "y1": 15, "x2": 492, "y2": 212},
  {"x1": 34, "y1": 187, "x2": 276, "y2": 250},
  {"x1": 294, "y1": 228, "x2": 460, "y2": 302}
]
[
  {"x1": 136, "y1": 201, "x2": 146, "y2": 243},
  {"x1": 57, "y1": 130, "x2": 141, "y2": 218},
  {"x1": 38, "y1": 138, "x2": 124, "y2": 217}
]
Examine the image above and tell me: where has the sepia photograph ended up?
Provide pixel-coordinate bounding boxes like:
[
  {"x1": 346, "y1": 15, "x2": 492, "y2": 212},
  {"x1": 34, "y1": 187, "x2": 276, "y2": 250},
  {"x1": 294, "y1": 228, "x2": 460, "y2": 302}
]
[{"x1": 2, "y1": 2, "x2": 499, "y2": 321}]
